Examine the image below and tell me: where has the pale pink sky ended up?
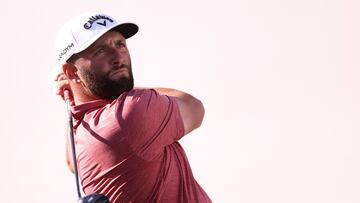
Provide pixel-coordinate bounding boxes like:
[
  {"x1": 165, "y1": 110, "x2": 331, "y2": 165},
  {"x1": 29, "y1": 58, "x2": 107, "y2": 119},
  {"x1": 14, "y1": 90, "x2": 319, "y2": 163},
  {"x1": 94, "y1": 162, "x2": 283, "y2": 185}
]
[{"x1": 1, "y1": 0, "x2": 360, "y2": 202}]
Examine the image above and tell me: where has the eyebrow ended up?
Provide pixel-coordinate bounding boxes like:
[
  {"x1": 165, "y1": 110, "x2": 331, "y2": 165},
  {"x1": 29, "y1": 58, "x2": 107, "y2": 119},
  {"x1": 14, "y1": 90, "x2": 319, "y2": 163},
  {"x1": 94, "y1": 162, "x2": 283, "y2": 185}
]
[
  {"x1": 92, "y1": 38, "x2": 125, "y2": 49},
  {"x1": 88, "y1": 41, "x2": 104, "y2": 51}
]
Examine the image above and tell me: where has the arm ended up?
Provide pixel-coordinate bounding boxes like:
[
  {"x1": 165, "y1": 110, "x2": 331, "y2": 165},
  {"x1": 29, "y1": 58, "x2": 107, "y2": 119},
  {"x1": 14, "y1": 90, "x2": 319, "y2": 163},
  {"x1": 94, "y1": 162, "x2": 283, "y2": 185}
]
[
  {"x1": 65, "y1": 134, "x2": 75, "y2": 174},
  {"x1": 53, "y1": 73, "x2": 74, "y2": 172},
  {"x1": 154, "y1": 88, "x2": 205, "y2": 135}
]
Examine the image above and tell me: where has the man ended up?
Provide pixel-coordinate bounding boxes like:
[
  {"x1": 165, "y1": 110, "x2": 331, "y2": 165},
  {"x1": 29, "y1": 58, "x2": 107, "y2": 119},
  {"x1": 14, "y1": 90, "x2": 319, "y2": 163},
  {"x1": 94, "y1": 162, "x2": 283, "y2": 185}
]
[{"x1": 53, "y1": 12, "x2": 211, "y2": 202}]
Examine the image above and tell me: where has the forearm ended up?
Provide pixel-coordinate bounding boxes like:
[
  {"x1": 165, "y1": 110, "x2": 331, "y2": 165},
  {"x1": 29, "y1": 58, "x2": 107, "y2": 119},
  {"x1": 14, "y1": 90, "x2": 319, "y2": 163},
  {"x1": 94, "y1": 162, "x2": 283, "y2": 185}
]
[
  {"x1": 135, "y1": 87, "x2": 190, "y2": 99},
  {"x1": 65, "y1": 131, "x2": 74, "y2": 174},
  {"x1": 153, "y1": 87, "x2": 187, "y2": 98},
  {"x1": 154, "y1": 88, "x2": 203, "y2": 109}
]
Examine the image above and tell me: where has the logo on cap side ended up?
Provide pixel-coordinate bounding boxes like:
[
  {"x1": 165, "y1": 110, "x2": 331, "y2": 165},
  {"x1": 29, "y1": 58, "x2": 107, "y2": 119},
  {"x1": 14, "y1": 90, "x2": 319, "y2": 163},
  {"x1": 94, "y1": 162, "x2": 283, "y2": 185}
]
[
  {"x1": 83, "y1": 15, "x2": 114, "y2": 29},
  {"x1": 58, "y1": 42, "x2": 74, "y2": 62}
]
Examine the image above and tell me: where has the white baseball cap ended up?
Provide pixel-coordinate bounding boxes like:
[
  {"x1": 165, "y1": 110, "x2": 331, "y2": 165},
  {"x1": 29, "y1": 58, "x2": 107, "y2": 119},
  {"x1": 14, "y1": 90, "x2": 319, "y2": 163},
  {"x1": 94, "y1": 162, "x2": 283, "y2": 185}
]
[{"x1": 55, "y1": 12, "x2": 138, "y2": 65}]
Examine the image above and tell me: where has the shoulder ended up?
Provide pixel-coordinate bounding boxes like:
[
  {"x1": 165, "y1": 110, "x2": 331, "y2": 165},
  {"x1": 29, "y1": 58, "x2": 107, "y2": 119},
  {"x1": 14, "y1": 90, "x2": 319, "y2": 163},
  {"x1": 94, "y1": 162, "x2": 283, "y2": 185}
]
[
  {"x1": 120, "y1": 88, "x2": 160, "y2": 99},
  {"x1": 113, "y1": 88, "x2": 171, "y2": 117},
  {"x1": 119, "y1": 88, "x2": 171, "y2": 104}
]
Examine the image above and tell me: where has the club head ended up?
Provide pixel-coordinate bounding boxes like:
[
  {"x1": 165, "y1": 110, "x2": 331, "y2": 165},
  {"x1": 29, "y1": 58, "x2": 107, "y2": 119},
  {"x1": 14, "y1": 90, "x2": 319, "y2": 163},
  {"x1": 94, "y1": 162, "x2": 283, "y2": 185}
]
[{"x1": 78, "y1": 193, "x2": 110, "y2": 203}]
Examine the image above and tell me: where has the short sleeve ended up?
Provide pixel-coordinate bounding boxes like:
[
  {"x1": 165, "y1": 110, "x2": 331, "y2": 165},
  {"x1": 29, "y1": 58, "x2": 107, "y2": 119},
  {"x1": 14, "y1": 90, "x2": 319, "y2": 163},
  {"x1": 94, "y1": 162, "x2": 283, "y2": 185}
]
[{"x1": 115, "y1": 89, "x2": 185, "y2": 161}]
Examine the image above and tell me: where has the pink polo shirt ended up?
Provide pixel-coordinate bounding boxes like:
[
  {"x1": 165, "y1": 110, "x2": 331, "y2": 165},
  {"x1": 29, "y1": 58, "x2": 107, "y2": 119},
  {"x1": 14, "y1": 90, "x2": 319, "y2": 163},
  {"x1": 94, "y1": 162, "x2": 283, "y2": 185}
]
[{"x1": 69, "y1": 89, "x2": 211, "y2": 203}]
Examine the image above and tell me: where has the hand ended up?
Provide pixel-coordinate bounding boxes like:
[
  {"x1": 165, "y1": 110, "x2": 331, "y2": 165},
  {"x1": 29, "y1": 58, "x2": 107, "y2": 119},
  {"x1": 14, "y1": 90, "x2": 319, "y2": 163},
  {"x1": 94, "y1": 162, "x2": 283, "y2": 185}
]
[{"x1": 53, "y1": 72, "x2": 72, "y2": 101}]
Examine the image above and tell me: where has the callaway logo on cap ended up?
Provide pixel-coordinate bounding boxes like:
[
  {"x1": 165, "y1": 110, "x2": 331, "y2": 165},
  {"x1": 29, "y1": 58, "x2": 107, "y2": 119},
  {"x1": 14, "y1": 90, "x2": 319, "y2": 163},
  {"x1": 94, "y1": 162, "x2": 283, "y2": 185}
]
[{"x1": 55, "y1": 12, "x2": 138, "y2": 64}]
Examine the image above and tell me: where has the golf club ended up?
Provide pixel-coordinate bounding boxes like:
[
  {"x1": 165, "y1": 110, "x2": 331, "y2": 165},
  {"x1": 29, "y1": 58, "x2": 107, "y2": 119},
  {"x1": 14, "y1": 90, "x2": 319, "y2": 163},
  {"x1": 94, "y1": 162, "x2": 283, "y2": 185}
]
[{"x1": 64, "y1": 89, "x2": 110, "y2": 203}]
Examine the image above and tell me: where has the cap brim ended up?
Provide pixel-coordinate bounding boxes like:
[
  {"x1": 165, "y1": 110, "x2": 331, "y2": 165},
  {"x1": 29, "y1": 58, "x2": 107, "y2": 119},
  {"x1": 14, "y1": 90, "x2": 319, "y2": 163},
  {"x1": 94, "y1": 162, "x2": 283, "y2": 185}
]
[
  {"x1": 74, "y1": 22, "x2": 139, "y2": 55},
  {"x1": 111, "y1": 23, "x2": 139, "y2": 39}
]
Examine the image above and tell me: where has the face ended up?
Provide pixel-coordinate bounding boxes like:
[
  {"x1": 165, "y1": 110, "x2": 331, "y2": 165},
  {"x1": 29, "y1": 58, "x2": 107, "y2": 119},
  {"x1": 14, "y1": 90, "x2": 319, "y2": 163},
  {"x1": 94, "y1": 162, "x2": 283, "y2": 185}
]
[{"x1": 71, "y1": 31, "x2": 134, "y2": 100}]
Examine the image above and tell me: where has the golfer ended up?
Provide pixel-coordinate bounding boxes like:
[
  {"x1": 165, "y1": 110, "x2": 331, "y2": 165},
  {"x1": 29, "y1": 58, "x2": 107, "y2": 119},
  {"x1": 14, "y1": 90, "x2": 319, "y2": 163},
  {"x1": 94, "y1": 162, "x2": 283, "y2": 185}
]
[{"x1": 53, "y1": 12, "x2": 211, "y2": 203}]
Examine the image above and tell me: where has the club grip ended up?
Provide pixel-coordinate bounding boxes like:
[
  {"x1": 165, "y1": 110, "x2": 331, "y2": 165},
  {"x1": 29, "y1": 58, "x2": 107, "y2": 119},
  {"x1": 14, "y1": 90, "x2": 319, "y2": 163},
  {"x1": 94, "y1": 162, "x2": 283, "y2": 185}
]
[{"x1": 64, "y1": 89, "x2": 71, "y2": 102}]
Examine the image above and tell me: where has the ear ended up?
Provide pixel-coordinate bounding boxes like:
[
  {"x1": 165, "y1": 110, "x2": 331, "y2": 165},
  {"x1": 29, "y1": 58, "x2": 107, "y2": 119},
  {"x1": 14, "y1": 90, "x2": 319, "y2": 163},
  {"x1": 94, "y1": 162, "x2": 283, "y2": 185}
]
[{"x1": 62, "y1": 63, "x2": 81, "y2": 83}]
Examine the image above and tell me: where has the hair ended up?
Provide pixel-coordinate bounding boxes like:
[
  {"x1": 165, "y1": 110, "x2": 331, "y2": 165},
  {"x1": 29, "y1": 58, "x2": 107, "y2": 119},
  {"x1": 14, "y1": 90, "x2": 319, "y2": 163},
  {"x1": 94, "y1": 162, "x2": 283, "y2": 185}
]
[{"x1": 67, "y1": 54, "x2": 79, "y2": 64}]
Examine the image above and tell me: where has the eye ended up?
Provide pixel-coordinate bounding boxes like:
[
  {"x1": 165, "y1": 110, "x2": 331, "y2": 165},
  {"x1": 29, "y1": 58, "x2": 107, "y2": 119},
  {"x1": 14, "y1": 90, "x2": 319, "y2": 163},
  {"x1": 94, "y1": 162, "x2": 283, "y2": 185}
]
[
  {"x1": 94, "y1": 48, "x2": 105, "y2": 56},
  {"x1": 116, "y1": 41, "x2": 126, "y2": 49}
]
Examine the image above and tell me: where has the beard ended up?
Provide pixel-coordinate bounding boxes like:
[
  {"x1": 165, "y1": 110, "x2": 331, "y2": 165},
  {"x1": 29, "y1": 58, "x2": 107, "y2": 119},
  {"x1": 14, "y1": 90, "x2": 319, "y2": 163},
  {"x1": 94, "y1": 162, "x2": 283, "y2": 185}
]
[{"x1": 80, "y1": 64, "x2": 134, "y2": 100}]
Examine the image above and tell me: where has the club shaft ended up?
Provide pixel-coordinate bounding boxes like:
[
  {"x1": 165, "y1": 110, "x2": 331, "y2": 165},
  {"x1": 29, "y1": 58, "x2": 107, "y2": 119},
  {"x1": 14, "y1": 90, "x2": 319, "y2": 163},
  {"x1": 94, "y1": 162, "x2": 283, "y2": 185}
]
[{"x1": 65, "y1": 90, "x2": 82, "y2": 199}]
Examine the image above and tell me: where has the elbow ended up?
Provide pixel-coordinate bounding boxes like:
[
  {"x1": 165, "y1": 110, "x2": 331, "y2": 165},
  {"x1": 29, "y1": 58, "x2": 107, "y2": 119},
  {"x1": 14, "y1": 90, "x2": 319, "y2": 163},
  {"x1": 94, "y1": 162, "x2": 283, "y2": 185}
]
[
  {"x1": 178, "y1": 94, "x2": 205, "y2": 134},
  {"x1": 194, "y1": 99, "x2": 205, "y2": 129}
]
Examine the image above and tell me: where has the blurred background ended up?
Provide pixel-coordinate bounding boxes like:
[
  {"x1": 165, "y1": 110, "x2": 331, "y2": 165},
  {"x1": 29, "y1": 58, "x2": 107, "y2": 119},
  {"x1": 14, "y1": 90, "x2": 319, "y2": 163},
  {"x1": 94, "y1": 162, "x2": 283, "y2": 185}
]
[{"x1": 0, "y1": 0, "x2": 359, "y2": 202}]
